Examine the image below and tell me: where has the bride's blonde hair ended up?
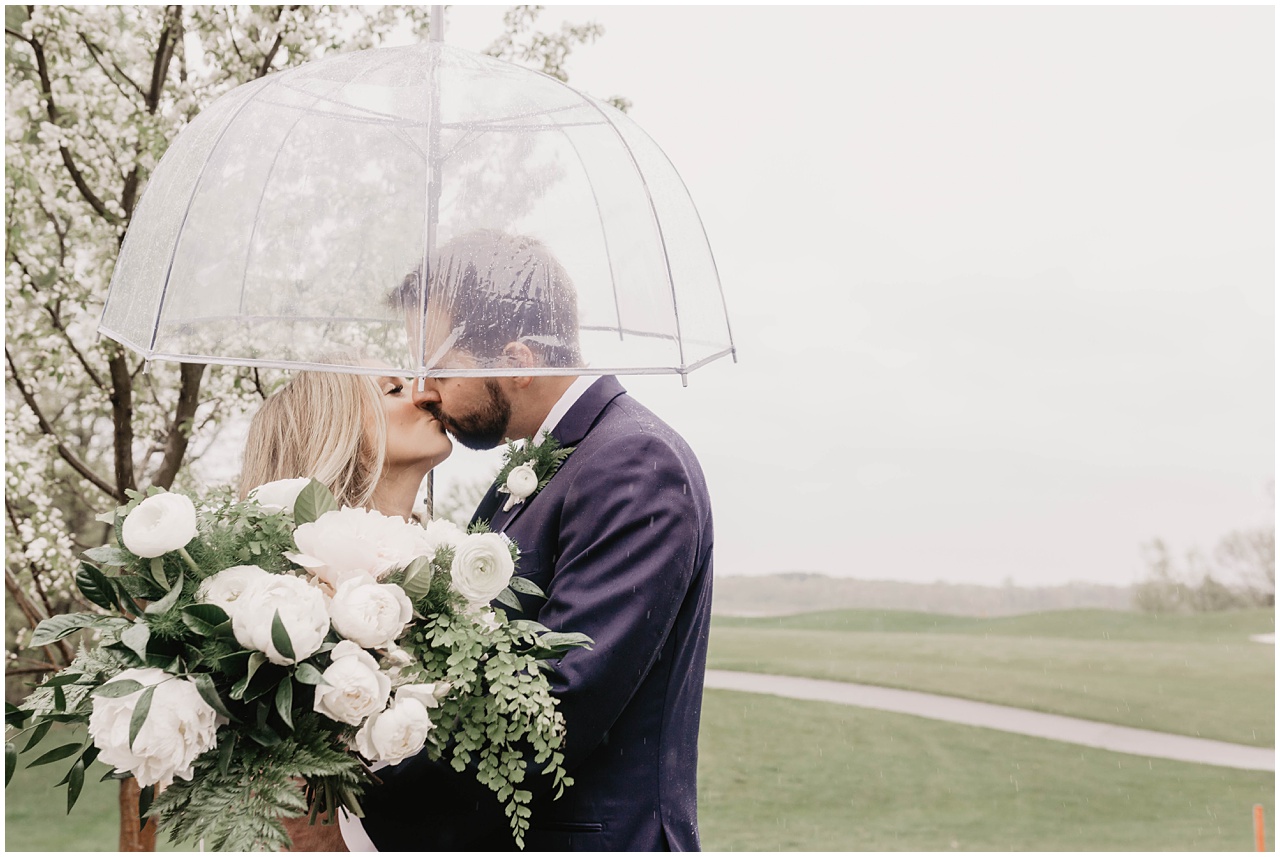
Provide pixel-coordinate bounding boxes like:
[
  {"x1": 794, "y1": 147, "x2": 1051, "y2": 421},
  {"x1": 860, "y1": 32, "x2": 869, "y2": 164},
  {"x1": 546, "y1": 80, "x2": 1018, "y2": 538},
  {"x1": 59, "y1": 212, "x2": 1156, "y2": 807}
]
[{"x1": 239, "y1": 365, "x2": 388, "y2": 510}]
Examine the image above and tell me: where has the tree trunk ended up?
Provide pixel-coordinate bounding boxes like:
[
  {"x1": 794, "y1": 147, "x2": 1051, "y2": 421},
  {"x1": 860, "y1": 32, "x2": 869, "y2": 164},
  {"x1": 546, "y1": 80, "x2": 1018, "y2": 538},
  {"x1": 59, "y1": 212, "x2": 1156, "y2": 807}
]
[{"x1": 119, "y1": 779, "x2": 158, "y2": 851}]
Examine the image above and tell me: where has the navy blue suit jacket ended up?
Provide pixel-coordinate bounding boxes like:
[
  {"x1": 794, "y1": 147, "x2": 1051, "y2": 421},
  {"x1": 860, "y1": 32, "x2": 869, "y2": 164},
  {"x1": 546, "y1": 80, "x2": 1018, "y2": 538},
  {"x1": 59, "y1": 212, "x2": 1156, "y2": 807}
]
[{"x1": 361, "y1": 376, "x2": 714, "y2": 851}]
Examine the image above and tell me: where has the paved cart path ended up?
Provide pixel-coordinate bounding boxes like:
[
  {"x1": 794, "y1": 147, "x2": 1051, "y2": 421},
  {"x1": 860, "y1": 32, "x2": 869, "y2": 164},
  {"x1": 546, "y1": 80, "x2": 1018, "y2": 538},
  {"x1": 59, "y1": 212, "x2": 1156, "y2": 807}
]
[{"x1": 705, "y1": 670, "x2": 1274, "y2": 772}]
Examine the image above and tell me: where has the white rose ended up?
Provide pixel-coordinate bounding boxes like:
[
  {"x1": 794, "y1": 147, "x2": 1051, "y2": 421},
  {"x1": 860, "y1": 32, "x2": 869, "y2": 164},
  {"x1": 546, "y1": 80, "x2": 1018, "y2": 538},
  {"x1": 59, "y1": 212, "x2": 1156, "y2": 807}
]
[
  {"x1": 87, "y1": 668, "x2": 221, "y2": 788},
  {"x1": 290, "y1": 508, "x2": 432, "y2": 589},
  {"x1": 393, "y1": 682, "x2": 450, "y2": 710},
  {"x1": 313, "y1": 641, "x2": 391, "y2": 726},
  {"x1": 353, "y1": 696, "x2": 432, "y2": 765},
  {"x1": 501, "y1": 463, "x2": 539, "y2": 512},
  {"x1": 329, "y1": 574, "x2": 413, "y2": 649},
  {"x1": 248, "y1": 478, "x2": 311, "y2": 514},
  {"x1": 196, "y1": 565, "x2": 272, "y2": 618},
  {"x1": 231, "y1": 573, "x2": 330, "y2": 665},
  {"x1": 450, "y1": 533, "x2": 515, "y2": 604},
  {"x1": 121, "y1": 493, "x2": 197, "y2": 558}
]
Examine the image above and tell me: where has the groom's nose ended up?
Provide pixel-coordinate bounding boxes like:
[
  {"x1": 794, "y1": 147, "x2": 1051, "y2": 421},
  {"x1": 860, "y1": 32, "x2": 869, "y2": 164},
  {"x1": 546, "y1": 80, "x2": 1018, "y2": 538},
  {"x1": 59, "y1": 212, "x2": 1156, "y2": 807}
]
[{"x1": 411, "y1": 378, "x2": 441, "y2": 409}]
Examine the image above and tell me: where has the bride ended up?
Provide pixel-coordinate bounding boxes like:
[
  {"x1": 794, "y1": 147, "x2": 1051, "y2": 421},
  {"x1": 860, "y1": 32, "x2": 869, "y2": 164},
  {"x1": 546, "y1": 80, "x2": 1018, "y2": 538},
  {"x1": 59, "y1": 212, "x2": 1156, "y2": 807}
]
[{"x1": 238, "y1": 364, "x2": 452, "y2": 851}]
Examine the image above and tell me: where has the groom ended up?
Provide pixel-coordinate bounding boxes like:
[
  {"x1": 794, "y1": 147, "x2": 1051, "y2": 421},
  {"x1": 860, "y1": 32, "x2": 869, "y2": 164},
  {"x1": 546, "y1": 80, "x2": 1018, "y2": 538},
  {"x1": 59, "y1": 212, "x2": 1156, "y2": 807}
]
[{"x1": 358, "y1": 231, "x2": 715, "y2": 851}]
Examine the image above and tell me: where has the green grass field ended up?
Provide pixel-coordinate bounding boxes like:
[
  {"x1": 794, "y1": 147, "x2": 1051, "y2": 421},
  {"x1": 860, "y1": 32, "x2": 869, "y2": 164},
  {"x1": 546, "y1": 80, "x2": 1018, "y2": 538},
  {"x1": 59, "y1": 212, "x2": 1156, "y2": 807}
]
[
  {"x1": 709, "y1": 608, "x2": 1275, "y2": 747},
  {"x1": 698, "y1": 690, "x2": 1274, "y2": 851}
]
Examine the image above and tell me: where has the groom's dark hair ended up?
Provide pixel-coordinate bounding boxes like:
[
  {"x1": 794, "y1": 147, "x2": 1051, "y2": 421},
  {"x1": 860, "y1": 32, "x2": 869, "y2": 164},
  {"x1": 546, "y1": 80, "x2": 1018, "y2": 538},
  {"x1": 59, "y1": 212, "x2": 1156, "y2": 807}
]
[{"x1": 391, "y1": 230, "x2": 581, "y2": 369}]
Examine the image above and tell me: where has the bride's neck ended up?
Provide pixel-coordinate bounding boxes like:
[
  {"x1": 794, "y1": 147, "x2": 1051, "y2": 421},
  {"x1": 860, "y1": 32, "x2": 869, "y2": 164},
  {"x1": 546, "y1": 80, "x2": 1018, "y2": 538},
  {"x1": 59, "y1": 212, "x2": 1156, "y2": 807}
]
[{"x1": 371, "y1": 467, "x2": 428, "y2": 520}]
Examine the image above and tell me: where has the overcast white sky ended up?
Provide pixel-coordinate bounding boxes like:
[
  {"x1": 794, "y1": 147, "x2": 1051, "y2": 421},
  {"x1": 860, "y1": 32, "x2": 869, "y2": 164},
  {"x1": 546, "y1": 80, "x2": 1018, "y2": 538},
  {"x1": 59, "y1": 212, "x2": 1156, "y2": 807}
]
[{"x1": 399, "y1": 6, "x2": 1275, "y2": 588}]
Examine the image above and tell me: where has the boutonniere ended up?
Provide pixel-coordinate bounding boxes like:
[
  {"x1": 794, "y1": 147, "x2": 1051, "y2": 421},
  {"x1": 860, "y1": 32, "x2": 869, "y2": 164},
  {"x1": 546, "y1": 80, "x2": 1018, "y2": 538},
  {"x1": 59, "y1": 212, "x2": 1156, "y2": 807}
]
[{"x1": 495, "y1": 432, "x2": 575, "y2": 512}]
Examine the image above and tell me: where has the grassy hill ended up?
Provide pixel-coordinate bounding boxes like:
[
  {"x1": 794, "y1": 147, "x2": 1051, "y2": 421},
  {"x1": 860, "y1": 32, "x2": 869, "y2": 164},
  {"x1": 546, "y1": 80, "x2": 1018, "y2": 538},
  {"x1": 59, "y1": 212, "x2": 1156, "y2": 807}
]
[
  {"x1": 713, "y1": 572, "x2": 1134, "y2": 617},
  {"x1": 709, "y1": 607, "x2": 1275, "y2": 747}
]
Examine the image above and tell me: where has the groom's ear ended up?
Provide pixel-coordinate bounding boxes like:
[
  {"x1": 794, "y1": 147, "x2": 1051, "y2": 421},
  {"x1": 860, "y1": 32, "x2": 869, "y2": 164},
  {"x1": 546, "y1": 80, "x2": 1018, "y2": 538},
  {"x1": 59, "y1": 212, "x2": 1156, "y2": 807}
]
[{"x1": 502, "y1": 341, "x2": 536, "y2": 369}]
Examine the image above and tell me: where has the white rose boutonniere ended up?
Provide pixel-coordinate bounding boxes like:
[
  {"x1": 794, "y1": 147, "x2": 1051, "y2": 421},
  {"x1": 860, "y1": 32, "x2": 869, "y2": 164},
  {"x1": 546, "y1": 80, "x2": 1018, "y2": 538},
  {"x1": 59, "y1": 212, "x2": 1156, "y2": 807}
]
[
  {"x1": 87, "y1": 668, "x2": 221, "y2": 788},
  {"x1": 490, "y1": 432, "x2": 574, "y2": 519},
  {"x1": 121, "y1": 492, "x2": 197, "y2": 558}
]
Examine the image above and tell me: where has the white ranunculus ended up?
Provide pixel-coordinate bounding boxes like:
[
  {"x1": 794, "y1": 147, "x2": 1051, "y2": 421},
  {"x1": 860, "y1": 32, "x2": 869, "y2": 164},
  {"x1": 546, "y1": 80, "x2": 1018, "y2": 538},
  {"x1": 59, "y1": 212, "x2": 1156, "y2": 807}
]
[
  {"x1": 248, "y1": 478, "x2": 311, "y2": 514},
  {"x1": 353, "y1": 696, "x2": 432, "y2": 765},
  {"x1": 313, "y1": 640, "x2": 392, "y2": 726},
  {"x1": 501, "y1": 463, "x2": 540, "y2": 512},
  {"x1": 196, "y1": 565, "x2": 272, "y2": 618},
  {"x1": 120, "y1": 493, "x2": 197, "y2": 558},
  {"x1": 329, "y1": 574, "x2": 413, "y2": 649},
  {"x1": 450, "y1": 533, "x2": 515, "y2": 604},
  {"x1": 87, "y1": 668, "x2": 221, "y2": 788},
  {"x1": 393, "y1": 682, "x2": 451, "y2": 710},
  {"x1": 289, "y1": 508, "x2": 433, "y2": 589},
  {"x1": 231, "y1": 573, "x2": 330, "y2": 665}
]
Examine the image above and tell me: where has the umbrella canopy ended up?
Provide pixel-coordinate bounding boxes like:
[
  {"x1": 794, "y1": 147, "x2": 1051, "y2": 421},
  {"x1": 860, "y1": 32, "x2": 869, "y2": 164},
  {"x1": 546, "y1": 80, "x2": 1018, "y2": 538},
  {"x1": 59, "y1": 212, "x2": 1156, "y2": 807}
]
[{"x1": 99, "y1": 42, "x2": 734, "y2": 380}]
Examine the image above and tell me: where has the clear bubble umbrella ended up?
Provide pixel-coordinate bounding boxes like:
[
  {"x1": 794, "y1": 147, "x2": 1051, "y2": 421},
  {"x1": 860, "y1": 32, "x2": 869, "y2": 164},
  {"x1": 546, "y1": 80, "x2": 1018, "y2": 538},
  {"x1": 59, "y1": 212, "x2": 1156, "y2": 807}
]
[{"x1": 98, "y1": 37, "x2": 735, "y2": 383}]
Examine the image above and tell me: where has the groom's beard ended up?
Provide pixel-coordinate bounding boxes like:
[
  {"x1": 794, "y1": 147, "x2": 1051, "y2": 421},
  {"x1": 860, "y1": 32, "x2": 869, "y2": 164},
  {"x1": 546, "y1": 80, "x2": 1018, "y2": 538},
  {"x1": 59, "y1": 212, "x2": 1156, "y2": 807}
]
[{"x1": 429, "y1": 379, "x2": 511, "y2": 451}]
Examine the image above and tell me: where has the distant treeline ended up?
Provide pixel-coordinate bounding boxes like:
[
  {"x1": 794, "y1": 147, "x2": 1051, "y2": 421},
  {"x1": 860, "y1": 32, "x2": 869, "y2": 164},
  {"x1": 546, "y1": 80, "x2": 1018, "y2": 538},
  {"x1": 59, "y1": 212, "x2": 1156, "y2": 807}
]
[{"x1": 711, "y1": 573, "x2": 1133, "y2": 617}]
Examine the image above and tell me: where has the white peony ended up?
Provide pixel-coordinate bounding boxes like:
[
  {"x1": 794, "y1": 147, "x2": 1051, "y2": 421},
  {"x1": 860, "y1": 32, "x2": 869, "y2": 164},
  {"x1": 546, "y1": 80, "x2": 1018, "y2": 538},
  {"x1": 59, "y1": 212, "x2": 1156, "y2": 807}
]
[
  {"x1": 450, "y1": 533, "x2": 515, "y2": 604},
  {"x1": 120, "y1": 493, "x2": 197, "y2": 558},
  {"x1": 289, "y1": 507, "x2": 433, "y2": 589},
  {"x1": 87, "y1": 668, "x2": 221, "y2": 788},
  {"x1": 329, "y1": 574, "x2": 413, "y2": 649},
  {"x1": 313, "y1": 641, "x2": 392, "y2": 726},
  {"x1": 231, "y1": 573, "x2": 330, "y2": 665},
  {"x1": 501, "y1": 463, "x2": 540, "y2": 511},
  {"x1": 353, "y1": 692, "x2": 433, "y2": 765},
  {"x1": 422, "y1": 518, "x2": 465, "y2": 553},
  {"x1": 196, "y1": 565, "x2": 271, "y2": 618},
  {"x1": 248, "y1": 478, "x2": 311, "y2": 514}
]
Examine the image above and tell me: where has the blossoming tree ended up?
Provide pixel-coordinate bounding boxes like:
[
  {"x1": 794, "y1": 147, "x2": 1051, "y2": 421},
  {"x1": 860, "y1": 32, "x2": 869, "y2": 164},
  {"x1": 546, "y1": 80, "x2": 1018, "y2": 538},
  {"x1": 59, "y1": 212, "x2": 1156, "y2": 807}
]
[{"x1": 4, "y1": 5, "x2": 616, "y2": 849}]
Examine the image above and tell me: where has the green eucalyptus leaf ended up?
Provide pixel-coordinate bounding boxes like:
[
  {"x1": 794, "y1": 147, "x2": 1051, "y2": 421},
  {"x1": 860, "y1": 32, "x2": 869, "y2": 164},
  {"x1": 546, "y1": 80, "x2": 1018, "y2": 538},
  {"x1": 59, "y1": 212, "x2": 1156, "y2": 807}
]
[
  {"x1": 292, "y1": 479, "x2": 338, "y2": 525},
  {"x1": 66, "y1": 758, "x2": 85, "y2": 812},
  {"x1": 181, "y1": 604, "x2": 231, "y2": 637},
  {"x1": 217, "y1": 732, "x2": 236, "y2": 776},
  {"x1": 120, "y1": 623, "x2": 150, "y2": 663},
  {"x1": 190, "y1": 673, "x2": 238, "y2": 723},
  {"x1": 493, "y1": 588, "x2": 522, "y2": 611},
  {"x1": 400, "y1": 556, "x2": 434, "y2": 600},
  {"x1": 92, "y1": 679, "x2": 144, "y2": 699},
  {"x1": 26, "y1": 742, "x2": 80, "y2": 768},
  {"x1": 138, "y1": 784, "x2": 155, "y2": 827},
  {"x1": 246, "y1": 725, "x2": 282, "y2": 747},
  {"x1": 38, "y1": 673, "x2": 84, "y2": 689},
  {"x1": 270, "y1": 611, "x2": 295, "y2": 662},
  {"x1": 23, "y1": 719, "x2": 52, "y2": 752},
  {"x1": 274, "y1": 680, "x2": 293, "y2": 730},
  {"x1": 293, "y1": 663, "x2": 327, "y2": 686},
  {"x1": 5, "y1": 742, "x2": 15, "y2": 787},
  {"x1": 82, "y1": 545, "x2": 130, "y2": 566},
  {"x1": 76, "y1": 563, "x2": 118, "y2": 610},
  {"x1": 81, "y1": 745, "x2": 100, "y2": 768},
  {"x1": 231, "y1": 652, "x2": 268, "y2": 700},
  {"x1": 144, "y1": 571, "x2": 183, "y2": 616},
  {"x1": 29, "y1": 614, "x2": 100, "y2": 648},
  {"x1": 506, "y1": 577, "x2": 545, "y2": 598},
  {"x1": 128, "y1": 685, "x2": 156, "y2": 750},
  {"x1": 5, "y1": 702, "x2": 29, "y2": 728},
  {"x1": 148, "y1": 558, "x2": 168, "y2": 589}
]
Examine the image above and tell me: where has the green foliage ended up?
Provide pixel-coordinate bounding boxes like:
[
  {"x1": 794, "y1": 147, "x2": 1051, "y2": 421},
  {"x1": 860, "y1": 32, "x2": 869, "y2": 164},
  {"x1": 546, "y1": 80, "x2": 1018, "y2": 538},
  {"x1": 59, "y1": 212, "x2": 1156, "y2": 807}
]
[{"x1": 486, "y1": 433, "x2": 575, "y2": 521}]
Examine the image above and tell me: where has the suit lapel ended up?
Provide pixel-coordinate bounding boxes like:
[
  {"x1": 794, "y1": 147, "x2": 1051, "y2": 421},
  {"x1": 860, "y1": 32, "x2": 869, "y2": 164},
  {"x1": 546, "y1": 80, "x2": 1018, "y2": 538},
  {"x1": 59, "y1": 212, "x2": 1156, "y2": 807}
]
[{"x1": 485, "y1": 376, "x2": 626, "y2": 533}]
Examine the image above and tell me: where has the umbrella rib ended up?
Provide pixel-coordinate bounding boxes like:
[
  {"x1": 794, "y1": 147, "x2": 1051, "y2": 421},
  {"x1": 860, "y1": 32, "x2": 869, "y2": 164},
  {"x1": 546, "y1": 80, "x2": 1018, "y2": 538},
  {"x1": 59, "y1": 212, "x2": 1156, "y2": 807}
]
[{"x1": 558, "y1": 127, "x2": 625, "y2": 342}]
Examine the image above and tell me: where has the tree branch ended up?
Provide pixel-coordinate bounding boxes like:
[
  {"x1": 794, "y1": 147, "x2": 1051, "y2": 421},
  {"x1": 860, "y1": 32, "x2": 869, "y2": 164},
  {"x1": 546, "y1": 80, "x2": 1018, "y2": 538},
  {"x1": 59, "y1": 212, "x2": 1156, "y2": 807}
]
[
  {"x1": 107, "y1": 348, "x2": 137, "y2": 498},
  {"x1": 6, "y1": 347, "x2": 118, "y2": 498},
  {"x1": 152, "y1": 362, "x2": 206, "y2": 490},
  {"x1": 77, "y1": 32, "x2": 147, "y2": 102},
  {"x1": 25, "y1": 30, "x2": 121, "y2": 225}
]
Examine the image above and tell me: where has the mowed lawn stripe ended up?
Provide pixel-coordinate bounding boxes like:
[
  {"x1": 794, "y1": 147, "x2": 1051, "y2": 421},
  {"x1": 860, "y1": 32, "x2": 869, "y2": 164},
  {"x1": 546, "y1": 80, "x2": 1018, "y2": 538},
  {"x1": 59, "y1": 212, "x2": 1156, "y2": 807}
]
[{"x1": 708, "y1": 611, "x2": 1275, "y2": 748}]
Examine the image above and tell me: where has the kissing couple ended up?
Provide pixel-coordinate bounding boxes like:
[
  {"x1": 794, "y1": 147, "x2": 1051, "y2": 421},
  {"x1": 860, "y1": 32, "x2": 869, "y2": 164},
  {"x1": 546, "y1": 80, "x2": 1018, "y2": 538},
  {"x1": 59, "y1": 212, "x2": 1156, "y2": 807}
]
[{"x1": 240, "y1": 230, "x2": 715, "y2": 851}]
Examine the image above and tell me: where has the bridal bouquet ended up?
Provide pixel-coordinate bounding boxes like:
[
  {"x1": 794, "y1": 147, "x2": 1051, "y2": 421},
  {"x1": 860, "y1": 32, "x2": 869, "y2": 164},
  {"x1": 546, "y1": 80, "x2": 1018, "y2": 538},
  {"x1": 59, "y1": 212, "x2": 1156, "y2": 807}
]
[{"x1": 5, "y1": 480, "x2": 589, "y2": 851}]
